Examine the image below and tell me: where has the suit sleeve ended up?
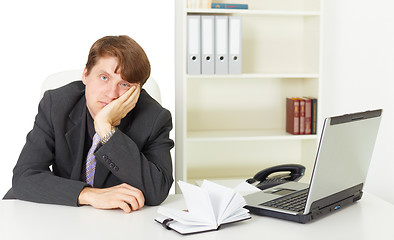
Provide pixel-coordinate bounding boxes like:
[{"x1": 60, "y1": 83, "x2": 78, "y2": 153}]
[
  {"x1": 94, "y1": 108, "x2": 174, "y2": 206},
  {"x1": 12, "y1": 91, "x2": 88, "y2": 206}
]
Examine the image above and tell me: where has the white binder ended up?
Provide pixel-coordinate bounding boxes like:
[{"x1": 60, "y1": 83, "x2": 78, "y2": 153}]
[
  {"x1": 187, "y1": 15, "x2": 201, "y2": 75},
  {"x1": 229, "y1": 16, "x2": 242, "y2": 74},
  {"x1": 215, "y1": 15, "x2": 228, "y2": 74},
  {"x1": 201, "y1": 16, "x2": 215, "y2": 75}
]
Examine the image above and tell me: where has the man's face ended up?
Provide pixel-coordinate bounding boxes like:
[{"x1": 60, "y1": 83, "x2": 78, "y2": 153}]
[{"x1": 82, "y1": 56, "x2": 139, "y2": 119}]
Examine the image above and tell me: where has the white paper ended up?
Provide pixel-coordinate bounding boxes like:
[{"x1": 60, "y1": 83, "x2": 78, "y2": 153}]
[
  {"x1": 178, "y1": 181, "x2": 217, "y2": 227},
  {"x1": 201, "y1": 180, "x2": 236, "y2": 223}
]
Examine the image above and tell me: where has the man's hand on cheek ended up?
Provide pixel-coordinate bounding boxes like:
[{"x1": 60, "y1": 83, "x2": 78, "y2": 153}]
[{"x1": 94, "y1": 85, "x2": 141, "y2": 138}]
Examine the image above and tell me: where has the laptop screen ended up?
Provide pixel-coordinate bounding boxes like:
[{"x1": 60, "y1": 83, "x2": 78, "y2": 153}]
[{"x1": 304, "y1": 109, "x2": 382, "y2": 213}]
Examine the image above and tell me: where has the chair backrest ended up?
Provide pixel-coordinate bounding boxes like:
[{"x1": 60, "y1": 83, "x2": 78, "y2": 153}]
[{"x1": 40, "y1": 69, "x2": 162, "y2": 104}]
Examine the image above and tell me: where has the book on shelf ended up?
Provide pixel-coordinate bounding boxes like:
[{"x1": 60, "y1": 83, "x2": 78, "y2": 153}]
[
  {"x1": 188, "y1": 0, "x2": 212, "y2": 9},
  {"x1": 286, "y1": 97, "x2": 317, "y2": 135},
  {"x1": 309, "y1": 97, "x2": 318, "y2": 134},
  {"x1": 299, "y1": 98, "x2": 305, "y2": 135},
  {"x1": 303, "y1": 97, "x2": 318, "y2": 134},
  {"x1": 212, "y1": 3, "x2": 248, "y2": 9},
  {"x1": 286, "y1": 98, "x2": 300, "y2": 134},
  {"x1": 155, "y1": 180, "x2": 250, "y2": 235},
  {"x1": 303, "y1": 98, "x2": 312, "y2": 134}
]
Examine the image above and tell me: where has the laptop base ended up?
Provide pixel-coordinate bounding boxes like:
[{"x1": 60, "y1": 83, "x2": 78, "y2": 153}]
[{"x1": 245, "y1": 184, "x2": 363, "y2": 223}]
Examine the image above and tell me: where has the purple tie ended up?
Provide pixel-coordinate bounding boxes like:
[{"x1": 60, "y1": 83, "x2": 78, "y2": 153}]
[{"x1": 82, "y1": 133, "x2": 101, "y2": 186}]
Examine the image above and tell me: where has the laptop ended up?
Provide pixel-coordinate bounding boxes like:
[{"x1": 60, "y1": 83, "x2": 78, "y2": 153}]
[{"x1": 244, "y1": 109, "x2": 382, "y2": 223}]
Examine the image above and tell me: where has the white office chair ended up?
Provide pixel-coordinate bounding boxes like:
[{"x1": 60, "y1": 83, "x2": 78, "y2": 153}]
[{"x1": 40, "y1": 69, "x2": 162, "y2": 104}]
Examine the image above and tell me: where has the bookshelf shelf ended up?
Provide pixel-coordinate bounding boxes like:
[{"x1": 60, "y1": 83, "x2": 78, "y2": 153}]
[
  {"x1": 187, "y1": 73, "x2": 320, "y2": 79},
  {"x1": 187, "y1": 9, "x2": 320, "y2": 17},
  {"x1": 187, "y1": 130, "x2": 318, "y2": 142},
  {"x1": 175, "y1": 0, "x2": 322, "y2": 192}
]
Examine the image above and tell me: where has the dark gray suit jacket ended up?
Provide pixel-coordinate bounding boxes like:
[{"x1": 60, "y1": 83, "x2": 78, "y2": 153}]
[{"x1": 5, "y1": 81, "x2": 174, "y2": 206}]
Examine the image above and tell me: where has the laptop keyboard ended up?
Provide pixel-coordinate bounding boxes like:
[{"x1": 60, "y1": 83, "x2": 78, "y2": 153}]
[{"x1": 260, "y1": 189, "x2": 309, "y2": 212}]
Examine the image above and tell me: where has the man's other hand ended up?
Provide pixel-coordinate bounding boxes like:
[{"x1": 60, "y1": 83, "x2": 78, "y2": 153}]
[{"x1": 78, "y1": 183, "x2": 145, "y2": 213}]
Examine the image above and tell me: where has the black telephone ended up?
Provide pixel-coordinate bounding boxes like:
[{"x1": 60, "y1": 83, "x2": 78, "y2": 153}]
[{"x1": 246, "y1": 164, "x2": 306, "y2": 190}]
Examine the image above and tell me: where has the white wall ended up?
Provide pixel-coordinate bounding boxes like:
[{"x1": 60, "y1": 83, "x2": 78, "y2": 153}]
[
  {"x1": 1, "y1": 0, "x2": 393, "y2": 205},
  {"x1": 322, "y1": 0, "x2": 394, "y2": 204},
  {"x1": 0, "y1": 0, "x2": 175, "y2": 196}
]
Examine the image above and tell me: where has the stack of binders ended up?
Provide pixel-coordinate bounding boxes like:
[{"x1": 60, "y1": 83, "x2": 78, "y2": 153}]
[{"x1": 187, "y1": 15, "x2": 242, "y2": 75}]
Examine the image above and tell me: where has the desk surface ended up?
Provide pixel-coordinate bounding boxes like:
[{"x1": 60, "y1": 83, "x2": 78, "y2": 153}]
[{"x1": 0, "y1": 193, "x2": 393, "y2": 240}]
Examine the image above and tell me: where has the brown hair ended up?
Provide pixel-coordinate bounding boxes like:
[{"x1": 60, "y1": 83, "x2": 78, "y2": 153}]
[{"x1": 85, "y1": 35, "x2": 151, "y2": 85}]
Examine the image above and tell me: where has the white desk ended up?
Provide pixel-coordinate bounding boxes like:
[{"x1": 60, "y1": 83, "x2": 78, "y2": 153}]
[{"x1": 0, "y1": 193, "x2": 392, "y2": 240}]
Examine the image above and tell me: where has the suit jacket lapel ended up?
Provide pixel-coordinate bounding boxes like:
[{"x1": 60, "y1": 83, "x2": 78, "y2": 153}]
[{"x1": 65, "y1": 96, "x2": 88, "y2": 181}]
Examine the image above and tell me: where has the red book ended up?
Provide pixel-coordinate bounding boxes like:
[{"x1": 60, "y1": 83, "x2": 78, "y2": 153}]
[
  {"x1": 286, "y1": 98, "x2": 300, "y2": 135},
  {"x1": 298, "y1": 98, "x2": 305, "y2": 135},
  {"x1": 303, "y1": 98, "x2": 312, "y2": 134},
  {"x1": 304, "y1": 97, "x2": 318, "y2": 134}
]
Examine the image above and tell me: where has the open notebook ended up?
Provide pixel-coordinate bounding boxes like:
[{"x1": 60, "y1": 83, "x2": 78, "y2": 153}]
[{"x1": 155, "y1": 180, "x2": 250, "y2": 235}]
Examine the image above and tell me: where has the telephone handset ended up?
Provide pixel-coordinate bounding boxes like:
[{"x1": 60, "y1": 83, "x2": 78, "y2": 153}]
[{"x1": 246, "y1": 164, "x2": 306, "y2": 190}]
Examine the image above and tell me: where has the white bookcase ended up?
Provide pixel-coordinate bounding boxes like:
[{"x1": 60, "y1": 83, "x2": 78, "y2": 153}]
[{"x1": 175, "y1": 0, "x2": 322, "y2": 192}]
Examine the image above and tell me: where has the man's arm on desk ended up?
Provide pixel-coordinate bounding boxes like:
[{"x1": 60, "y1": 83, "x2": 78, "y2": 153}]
[{"x1": 78, "y1": 183, "x2": 145, "y2": 213}]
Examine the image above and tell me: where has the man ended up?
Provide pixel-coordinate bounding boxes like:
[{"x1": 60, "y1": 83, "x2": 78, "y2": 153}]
[{"x1": 4, "y1": 35, "x2": 174, "y2": 213}]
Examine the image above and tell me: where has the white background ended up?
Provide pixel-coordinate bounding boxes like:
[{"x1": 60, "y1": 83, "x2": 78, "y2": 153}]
[
  {"x1": 321, "y1": 0, "x2": 394, "y2": 204},
  {"x1": 0, "y1": 0, "x2": 393, "y2": 204},
  {"x1": 0, "y1": 0, "x2": 176, "y2": 196}
]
